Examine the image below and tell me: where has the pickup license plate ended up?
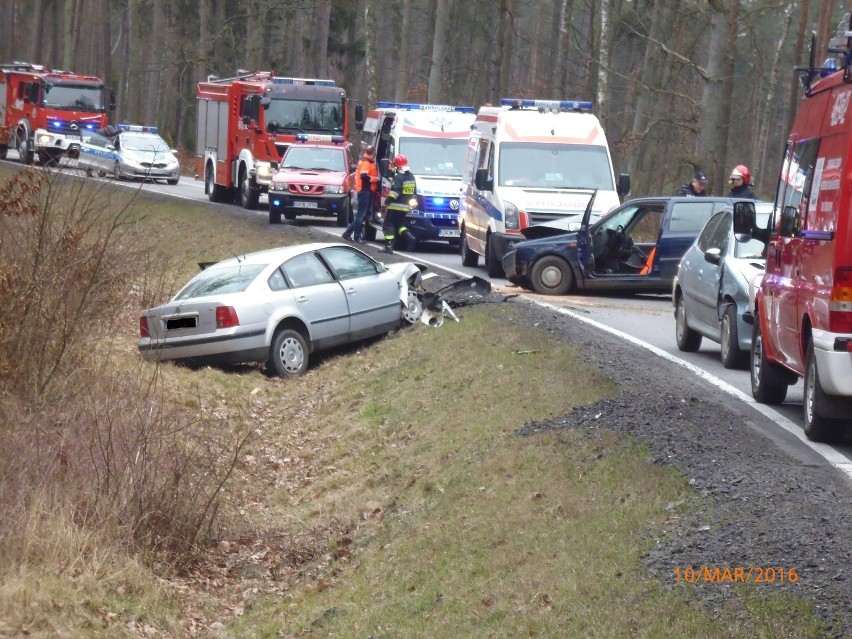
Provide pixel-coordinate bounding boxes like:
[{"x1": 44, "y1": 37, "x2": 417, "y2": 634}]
[
  {"x1": 294, "y1": 201, "x2": 318, "y2": 209},
  {"x1": 439, "y1": 228, "x2": 460, "y2": 238}
]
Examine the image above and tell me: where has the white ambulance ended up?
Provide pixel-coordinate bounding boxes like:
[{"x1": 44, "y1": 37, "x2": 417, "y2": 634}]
[
  {"x1": 459, "y1": 98, "x2": 630, "y2": 277},
  {"x1": 359, "y1": 102, "x2": 476, "y2": 245}
]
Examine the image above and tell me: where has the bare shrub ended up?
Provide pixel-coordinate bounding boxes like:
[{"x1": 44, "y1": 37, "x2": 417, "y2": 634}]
[{"x1": 0, "y1": 169, "x2": 252, "y2": 569}]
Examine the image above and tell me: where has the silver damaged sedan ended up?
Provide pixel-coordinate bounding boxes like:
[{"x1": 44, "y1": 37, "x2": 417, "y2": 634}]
[
  {"x1": 673, "y1": 203, "x2": 771, "y2": 368},
  {"x1": 139, "y1": 243, "x2": 430, "y2": 376}
]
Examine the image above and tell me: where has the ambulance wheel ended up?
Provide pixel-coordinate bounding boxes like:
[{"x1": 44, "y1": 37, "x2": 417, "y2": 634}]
[
  {"x1": 336, "y1": 201, "x2": 350, "y2": 227},
  {"x1": 239, "y1": 168, "x2": 259, "y2": 209},
  {"x1": 530, "y1": 256, "x2": 573, "y2": 295},
  {"x1": 364, "y1": 222, "x2": 377, "y2": 241},
  {"x1": 750, "y1": 320, "x2": 789, "y2": 405},
  {"x1": 803, "y1": 340, "x2": 846, "y2": 443},
  {"x1": 460, "y1": 229, "x2": 479, "y2": 267},
  {"x1": 485, "y1": 236, "x2": 504, "y2": 278}
]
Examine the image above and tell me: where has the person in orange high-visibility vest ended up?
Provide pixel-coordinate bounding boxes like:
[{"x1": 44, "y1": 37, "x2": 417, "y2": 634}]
[{"x1": 343, "y1": 144, "x2": 379, "y2": 243}]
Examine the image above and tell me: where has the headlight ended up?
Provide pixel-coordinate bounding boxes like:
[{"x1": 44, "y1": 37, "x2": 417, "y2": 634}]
[
  {"x1": 408, "y1": 197, "x2": 418, "y2": 208},
  {"x1": 325, "y1": 185, "x2": 345, "y2": 194},
  {"x1": 269, "y1": 182, "x2": 287, "y2": 192},
  {"x1": 37, "y1": 133, "x2": 52, "y2": 144},
  {"x1": 504, "y1": 200, "x2": 521, "y2": 230},
  {"x1": 255, "y1": 162, "x2": 274, "y2": 180}
]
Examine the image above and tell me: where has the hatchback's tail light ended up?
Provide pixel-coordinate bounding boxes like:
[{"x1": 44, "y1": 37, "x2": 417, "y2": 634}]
[
  {"x1": 829, "y1": 267, "x2": 852, "y2": 333},
  {"x1": 140, "y1": 316, "x2": 150, "y2": 338},
  {"x1": 216, "y1": 306, "x2": 240, "y2": 329}
]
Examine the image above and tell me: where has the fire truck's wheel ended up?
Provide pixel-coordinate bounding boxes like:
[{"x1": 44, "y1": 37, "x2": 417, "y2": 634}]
[
  {"x1": 485, "y1": 235, "x2": 504, "y2": 278},
  {"x1": 336, "y1": 201, "x2": 350, "y2": 227},
  {"x1": 239, "y1": 168, "x2": 259, "y2": 209},
  {"x1": 0, "y1": 145, "x2": 7, "y2": 160},
  {"x1": 17, "y1": 132, "x2": 33, "y2": 164},
  {"x1": 460, "y1": 228, "x2": 478, "y2": 267},
  {"x1": 205, "y1": 164, "x2": 225, "y2": 202}
]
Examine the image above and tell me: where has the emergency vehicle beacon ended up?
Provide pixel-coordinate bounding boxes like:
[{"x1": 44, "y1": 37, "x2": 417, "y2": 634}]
[{"x1": 459, "y1": 98, "x2": 629, "y2": 277}]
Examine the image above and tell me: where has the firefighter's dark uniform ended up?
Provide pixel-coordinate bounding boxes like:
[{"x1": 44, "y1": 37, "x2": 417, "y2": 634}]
[{"x1": 381, "y1": 167, "x2": 417, "y2": 254}]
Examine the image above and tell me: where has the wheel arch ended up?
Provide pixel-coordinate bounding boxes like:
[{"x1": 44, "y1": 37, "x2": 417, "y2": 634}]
[
  {"x1": 271, "y1": 316, "x2": 311, "y2": 347},
  {"x1": 800, "y1": 313, "x2": 813, "y2": 361}
]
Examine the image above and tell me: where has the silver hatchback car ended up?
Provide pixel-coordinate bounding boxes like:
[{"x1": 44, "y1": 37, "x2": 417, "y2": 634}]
[
  {"x1": 139, "y1": 243, "x2": 429, "y2": 376},
  {"x1": 673, "y1": 203, "x2": 772, "y2": 368}
]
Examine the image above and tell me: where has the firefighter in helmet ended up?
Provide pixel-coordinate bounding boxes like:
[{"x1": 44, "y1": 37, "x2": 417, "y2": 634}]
[
  {"x1": 728, "y1": 164, "x2": 757, "y2": 199},
  {"x1": 380, "y1": 154, "x2": 417, "y2": 254}
]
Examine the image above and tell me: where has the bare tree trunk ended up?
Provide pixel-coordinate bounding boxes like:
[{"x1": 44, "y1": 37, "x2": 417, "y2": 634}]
[
  {"x1": 144, "y1": 0, "x2": 163, "y2": 125},
  {"x1": 394, "y1": 0, "x2": 412, "y2": 100},
  {"x1": 62, "y1": 0, "x2": 74, "y2": 69},
  {"x1": 427, "y1": 0, "x2": 450, "y2": 102},
  {"x1": 30, "y1": 0, "x2": 46, "y2": 62},
  {"x1": 101, "y1": 0, "x2": 112, "y2": 87},
  {"x1": 198, "y1": 0, "x2": 209, "y2": 82},
  {"x1": 314, "y1": 0, "x2": 331, "y2": 77},
  {"x1": 696, "y1": 3, "x2": 726, "y2": 194},
  {"x1": 365, "y1": 0, "x2": 378, "y2": 108},
  {"x1": 1, "y1": 1, "x2": 14, "y2": 62},
  {"x1": 551, "y1": 0, "x2": 571, "y2": 96},
  {"x1": 716, "y1": 0, "x2": 739, "y2": 193},
  {"x1": 529, "y1": 0, "x2": 542, "y2": 92},
  {"x1": 757, "y1": 0, "x2": 795, "y2": 187},
  {"x1": 596, "y1": 0, "x2": 611, "y2": 127},
  {"x1": 498, "y1": 0, "x2": 515, "y2": 98}
]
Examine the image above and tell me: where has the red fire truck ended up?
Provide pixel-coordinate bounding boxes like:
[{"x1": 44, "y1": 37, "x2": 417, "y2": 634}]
[
  {"x1": 195, "y1": 71, "x2": 363, "y2": 209},
  {"x1": 0, "y1": 61, "x2": 114, "y2": 165}
]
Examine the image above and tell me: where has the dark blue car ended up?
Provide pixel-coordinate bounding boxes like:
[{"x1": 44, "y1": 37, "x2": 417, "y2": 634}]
[{"x1": 503, "y1": 196, "x2": 746, "y2": 295}]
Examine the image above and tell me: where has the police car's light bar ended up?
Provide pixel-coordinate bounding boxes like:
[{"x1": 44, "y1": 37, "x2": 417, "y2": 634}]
[
  {"x1": 376, "y1": 101, "x2": 475, "y2": 113},
  {"x1": 294, "y1": 133, "x2": 346, "y2": 144},
  {"x1": 501, "y1": 98, "x2": 592, "y2": 112},
  {"x1": 272, "y1": 77, "x2": 337, "y2": 87},
  {"x1": 116, "y1": 124, "x2": 159, "y2": 133}
]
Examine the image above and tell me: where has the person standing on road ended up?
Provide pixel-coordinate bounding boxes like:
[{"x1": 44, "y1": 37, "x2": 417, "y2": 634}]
[
  {"x1": 674, "y1": 170, "x2": 709, "y2": 197},
  {"x1": 342, "y1": 144, "x2": 378, "y2": 243},
  {"x1": 728, "y1": 165, "x2": 757, "y2": 199},
  {"x1": 380, "y1": 154, "x2": 417, "y2": 254}
]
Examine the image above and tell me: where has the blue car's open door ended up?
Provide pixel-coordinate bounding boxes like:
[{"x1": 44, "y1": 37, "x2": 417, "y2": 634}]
[{"x1": 575, "y1": 189, "x2": 598, "y2": 282}]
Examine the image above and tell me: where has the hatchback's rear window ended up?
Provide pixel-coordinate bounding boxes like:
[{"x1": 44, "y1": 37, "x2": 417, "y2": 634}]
[{"x1": 174, "y1": 264, "x2": 266, "y2": 300}]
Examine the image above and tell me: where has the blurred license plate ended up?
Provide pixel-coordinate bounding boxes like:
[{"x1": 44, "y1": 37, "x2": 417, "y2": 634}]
[
  {"x1": 439, "y1": 229, "x2": 460, "y2": 237},
  {"x1": 294, "y1": 201, "x2": 318, "y2": 209},
  {"x1": 167, "y1": 317, "x2": 197, "y2": 330}
]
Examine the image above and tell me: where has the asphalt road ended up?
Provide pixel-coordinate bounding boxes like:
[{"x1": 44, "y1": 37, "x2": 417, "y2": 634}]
[{"x1": 4, "y1": 153, "x2": 850, "y2": 479}]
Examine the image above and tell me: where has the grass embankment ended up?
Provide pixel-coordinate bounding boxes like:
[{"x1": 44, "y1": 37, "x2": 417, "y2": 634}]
[{"x1": 0, "y1": 167, "x2": 829, "y2": 638}]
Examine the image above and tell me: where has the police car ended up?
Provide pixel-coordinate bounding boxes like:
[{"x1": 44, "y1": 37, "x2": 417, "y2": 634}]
[{"x1": 77, "y1": 124, "x2": 181, "y2": 184}]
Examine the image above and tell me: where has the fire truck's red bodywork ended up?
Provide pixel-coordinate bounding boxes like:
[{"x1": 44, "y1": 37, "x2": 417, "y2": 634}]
[{"x1": 0, "y1": 62, "x2": 112, "y2": 165}]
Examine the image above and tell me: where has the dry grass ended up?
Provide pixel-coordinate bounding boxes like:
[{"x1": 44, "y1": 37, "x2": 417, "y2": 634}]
[{"x1": 0, "y1": 166, "x2": 830, "y2": 638}]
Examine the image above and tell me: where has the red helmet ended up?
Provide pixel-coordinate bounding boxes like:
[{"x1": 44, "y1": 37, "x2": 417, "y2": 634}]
[
  {"x1": 392, "y1": 154, "x2": 408, "y2": 168},
  {"x1": 730, "y1": 164, "x2": 752, "y2": 186}
]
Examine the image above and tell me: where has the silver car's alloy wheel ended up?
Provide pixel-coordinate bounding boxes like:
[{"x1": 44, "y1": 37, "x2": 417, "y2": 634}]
[
  {"x1": 403, "y1": 291, "x2": 423, "y2": 324},
  {"x1": 278, "y1": 335, "x2": 305, "y2": 374}
]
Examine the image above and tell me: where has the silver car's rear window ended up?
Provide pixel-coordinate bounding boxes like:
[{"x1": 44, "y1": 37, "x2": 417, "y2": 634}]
[{"x1": 174, "y1": 264, "x2": 266, "y2": 300}]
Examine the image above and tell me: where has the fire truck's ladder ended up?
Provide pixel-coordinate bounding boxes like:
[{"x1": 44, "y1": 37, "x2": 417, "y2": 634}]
[
  {"x1": 205, "y1": 70, "x2": 274, "y2": 84},
  {"x1": 1, "y1": 61, "x2": 47, "y2": 73}
]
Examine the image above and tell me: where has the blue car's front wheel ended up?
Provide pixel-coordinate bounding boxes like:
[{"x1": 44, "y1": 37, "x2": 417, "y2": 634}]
[{"x1": 530, "y1": 255, "x2": 573, "y2": 295}]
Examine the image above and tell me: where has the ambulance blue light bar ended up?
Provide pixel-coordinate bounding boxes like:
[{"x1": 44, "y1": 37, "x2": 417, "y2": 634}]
[
  {"x1": 271, "y1": 77, "x2": 336, "y2": 87},
  {"x1": 501, "y1": 98, "x2": 592, "y2": 112},
  {"x1": 294, "y1": 133, "x2": 345, "y2": 144},
  {"x1": 376, "y1": 101, "x2": 475, "y2": 113},
  {"x1": 116, "y1": 124, "x2": 159, "y2": 133}
]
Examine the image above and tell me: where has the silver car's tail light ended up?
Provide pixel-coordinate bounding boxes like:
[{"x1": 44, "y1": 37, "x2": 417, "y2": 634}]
[
  {"x1": 216, "y1": 306, "x2": 240, "y2": 328},
  {"x1": 140, "y1": 316, "x2": 150, "y2": 338}
]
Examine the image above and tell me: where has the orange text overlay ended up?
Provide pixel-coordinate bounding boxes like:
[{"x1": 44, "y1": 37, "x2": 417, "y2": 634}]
[{"x1": 674, "y1": 566, "x2": 799, "y2": 584}]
